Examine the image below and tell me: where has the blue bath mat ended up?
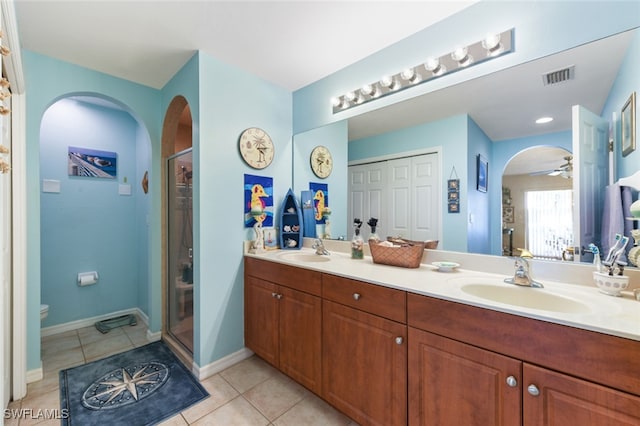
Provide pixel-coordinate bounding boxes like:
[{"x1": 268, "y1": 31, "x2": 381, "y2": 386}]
[{"x1": 60, "y1": 340, "x2": 208, "y2": 425}]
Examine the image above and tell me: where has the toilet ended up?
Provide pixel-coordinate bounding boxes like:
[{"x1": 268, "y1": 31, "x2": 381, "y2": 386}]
[{"x1": 40, "y1": 304, "x2": 49, "y2": 321}]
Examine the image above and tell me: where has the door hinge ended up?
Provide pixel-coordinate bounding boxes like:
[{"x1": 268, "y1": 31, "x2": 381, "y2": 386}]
[{"x1": 609, "y1": 139, "x2": 614, "y2": 152}]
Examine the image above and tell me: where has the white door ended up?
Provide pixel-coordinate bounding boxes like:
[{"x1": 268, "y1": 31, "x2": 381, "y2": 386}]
[
  {"x1": 411, "y1": 154, "x2": 440, "y2": 242},
  {"x1": 1, "y1": 88, "x2": 11, "y2": 408},
  {"x1": 387, "y1": 158, "x2": 412, "y2": 239},
  {"x1": 572, "y1": 104, "x2": 608, "y2": 262},
  {"x1": 348, "y1": 162, "x2": 386, "y2": 240},
  {"x1": 350, "y1": 152, "x2": 440, "y2": 242}
]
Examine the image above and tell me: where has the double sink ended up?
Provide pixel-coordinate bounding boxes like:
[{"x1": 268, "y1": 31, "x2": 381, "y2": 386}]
[{"x1": 275, "y1": 250, "x2": 615, "y2": 316}]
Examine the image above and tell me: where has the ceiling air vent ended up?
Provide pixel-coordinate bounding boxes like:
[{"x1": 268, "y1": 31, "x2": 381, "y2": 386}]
[{"x1": 542, "y1": 66, "x2": 575, "y2": 86}]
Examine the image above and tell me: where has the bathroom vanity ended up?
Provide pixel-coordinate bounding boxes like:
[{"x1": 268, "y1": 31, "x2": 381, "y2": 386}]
[{"x1": 244, "y1": 246, "x2": 640, "y2": 425}]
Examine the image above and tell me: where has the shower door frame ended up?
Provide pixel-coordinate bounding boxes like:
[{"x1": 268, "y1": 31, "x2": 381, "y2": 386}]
[{"x1": 166, "y1": 148, "x2": 194, "y2": 354}]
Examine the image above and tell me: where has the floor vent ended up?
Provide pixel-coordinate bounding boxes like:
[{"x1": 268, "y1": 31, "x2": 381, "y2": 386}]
[
  {"x1": 95, "y1": 314, "x2": 137, "y2": 333},
  {"x1": 542, "y1": 66, "x2": 575, "y2": 86}
]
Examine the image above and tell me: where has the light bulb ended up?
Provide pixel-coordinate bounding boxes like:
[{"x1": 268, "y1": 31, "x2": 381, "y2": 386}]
[
  {"x1": 482, "y1": 33, "x2": 503, "y2": 56},
  {"x1": 361, "y1": 84, "x2": 374, "y2": 96},
  {"x1": 330, "y1": 97, "x2": 341, "y2": 108},
  {"x1": 424, "y1": 57, "x2": 446, "y2": 76},
  {"x1": 401, "y1": 68, "x2": 415, "y2": 81},
  {"x1": 380, "y1": 75, "x2": 393, "y2": 88},
  {"x1": 345, "y1": 91, "x2": 357, "y2": 102},
  {"x1": 451, "y1": 46, "x2": 473, "y2": 67}
]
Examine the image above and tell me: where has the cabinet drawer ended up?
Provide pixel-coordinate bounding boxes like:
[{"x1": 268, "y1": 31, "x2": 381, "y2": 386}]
[
  {"x1": 322, "y1": 274, "x2": 406, "y2": 323},
  {"x1": 245, "y1": 256, "x2": 322, "y2": 296}
]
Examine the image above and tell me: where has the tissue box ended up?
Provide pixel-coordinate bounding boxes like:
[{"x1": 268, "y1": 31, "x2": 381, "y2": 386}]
[{"x1": 592, "y1": 271, "x2": 628, "y2": 296}]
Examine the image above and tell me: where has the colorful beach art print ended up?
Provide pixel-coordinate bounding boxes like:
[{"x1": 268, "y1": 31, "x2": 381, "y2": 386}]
[
  {"x1": 244, "y1": 174, "x2": 274, "y2": 228},
  {"x1": 68, "y1": 146, "x2": 117, "y2": 179},
  {"x1": 310, "y1": 182, "x2": 328, "y2": 224}
]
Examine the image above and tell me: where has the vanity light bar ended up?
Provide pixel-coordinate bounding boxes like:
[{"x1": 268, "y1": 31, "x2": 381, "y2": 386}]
[{"x1": 331, "y1": 28, "x2": 514, "y2": 114}]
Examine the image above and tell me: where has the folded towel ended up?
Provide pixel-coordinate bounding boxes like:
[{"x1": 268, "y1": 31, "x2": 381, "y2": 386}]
[
  {"x1": 622, "y1": 185, "x2": 634, "y2": 262},
  {"x1": 601, "y1": 184, "x2": 634, "y2": 263}
]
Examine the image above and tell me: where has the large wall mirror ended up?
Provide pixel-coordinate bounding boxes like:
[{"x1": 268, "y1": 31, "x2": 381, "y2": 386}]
[{"x1": 292, "y1": 27, "x2": 639, "y2": 261}]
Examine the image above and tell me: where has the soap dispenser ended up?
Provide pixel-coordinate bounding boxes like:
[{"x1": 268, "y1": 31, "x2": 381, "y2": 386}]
[
  {"x1": 367, "y1": 217, "x2": 380, "y2": 243},
  {"x1": 351, "y1": 218, "x2": 364, "y2": 259}
]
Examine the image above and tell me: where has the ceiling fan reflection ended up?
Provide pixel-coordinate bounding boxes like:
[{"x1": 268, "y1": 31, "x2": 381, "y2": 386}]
[{"x1": 529, "y1": 155, "x2": 573, "y2": 179}]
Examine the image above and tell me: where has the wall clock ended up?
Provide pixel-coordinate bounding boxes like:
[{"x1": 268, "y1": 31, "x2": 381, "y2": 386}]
[
  {"x1": 239, "y1": 127, "x2": 274, "y2": 169},
  {"x1": 310, "y1": 145, "x2": 333, "y2": 178}
]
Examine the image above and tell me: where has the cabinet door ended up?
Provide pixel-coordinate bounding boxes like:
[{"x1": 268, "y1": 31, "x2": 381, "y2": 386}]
[
  {"x1": 323, "y1": 300, "x2": 407, "y2": 426},
  {"x1": 524, "y1": 363, "x2": 640, "y2": 425},
  {"x1": 408, "y1": 327, "x2": 521, "y2": 426},
  {"x1": 244, "y1": 275, "x2": 279, "y2": 367},
  {"x1": 279, "y1": 286, "x2": 322, "y2": 394}
]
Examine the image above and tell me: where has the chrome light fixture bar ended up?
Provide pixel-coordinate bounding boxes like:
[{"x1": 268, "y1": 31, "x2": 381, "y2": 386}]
[{"x1": 331, "y1": 28, "x2": 514, "y2": 113}]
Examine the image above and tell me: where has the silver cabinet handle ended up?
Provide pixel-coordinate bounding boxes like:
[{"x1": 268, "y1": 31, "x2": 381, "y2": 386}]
[
  {"x1": 395, "y1": 337, "x2": 403, "y2": 345},
  {"x1": 271, "y1": 292, "x2": 278, "y2": 298},
  {"x1": 276, "y1": 294, "x2": 282, "y2": 300},
  {"x1": 506, "y1": 376, "x2": 518, "y2": 388},
  {"x1": 353, "y1": 293, "x2": 361, "y2": 300},
  {"x1": 527, "y1": 384, "x2": 540, "y2": 396}
]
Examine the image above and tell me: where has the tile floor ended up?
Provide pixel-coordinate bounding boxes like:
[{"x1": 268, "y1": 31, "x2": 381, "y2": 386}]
[{"x1": 6, "y1": 321, "x2": 357, "y2": 425}]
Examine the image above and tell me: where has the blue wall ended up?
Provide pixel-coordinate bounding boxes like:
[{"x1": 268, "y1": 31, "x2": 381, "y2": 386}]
[
  {"x1": 40, "y1": 99, "x2": 145, "y2": 326},
  {"x1": 21, "y1": 0, "x2": 640, "y2": 374},
  {"x1": 349, "y1": 114, "x2": 468, "y2": 251},
  {"x1": 293, "y1": 121, "x2": 348, "y2": 239},
  {"x1": 293, "y1": 1, "x2": 639, "y2": 257},
  {"x1": 23, "y1": 50, "x2": 161, "y2": 372},
  {"x1": 293, "y1": 1, "x2": 640, "y2": 134},
  {"x1": 467, "y1": 117, "x2": 492, "y2": 254},
  {"x1": 26, "y1": 47, "x2": 293, "y2": 372},
  {"x1": 194, "y1": 52, "x2": 292, "y2": 366},
  {"x1": 602, "y1": 29, "x2": 640, "y2": 181}
]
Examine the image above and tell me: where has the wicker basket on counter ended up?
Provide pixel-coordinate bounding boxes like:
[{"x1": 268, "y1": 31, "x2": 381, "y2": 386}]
[{"x1": 370, "y1": 241, "x2": 426, "y2": 268}]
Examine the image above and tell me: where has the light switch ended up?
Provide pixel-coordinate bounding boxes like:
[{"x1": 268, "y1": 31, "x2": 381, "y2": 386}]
[
  {"x1": 119, "y1": 184, "x2": 132, "y2": 195},
  {"x1": 42, "y1": 179, "x2": 60, "y2": 193}
]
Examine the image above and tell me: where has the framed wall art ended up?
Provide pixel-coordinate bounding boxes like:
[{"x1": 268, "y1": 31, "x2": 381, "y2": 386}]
[
  {"x1": 621, "y1": 91, "x2": 636, "y2": 157},
  {"x1": 68, "y1": 146, "x2": 117, "y2": 178},
  {"x1": 476, "y1": 154, "x2": 488, "y2": 193},
  {"x1": 503, "y1": 206, "x2": 514, "y2": 223},
  {"x1": 447, "y1": 178, "x2": 460, "y2": 213}
]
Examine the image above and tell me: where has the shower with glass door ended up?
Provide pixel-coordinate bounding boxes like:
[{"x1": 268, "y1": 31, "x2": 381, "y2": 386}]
[{"x1": 167, "y1": 149, "x2": 193, "y2": 352}]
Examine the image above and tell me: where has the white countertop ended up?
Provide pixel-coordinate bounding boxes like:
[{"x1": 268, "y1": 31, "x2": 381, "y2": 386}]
[{"x1": 246, "y1": 244, "x2": 640, "y2": 342}]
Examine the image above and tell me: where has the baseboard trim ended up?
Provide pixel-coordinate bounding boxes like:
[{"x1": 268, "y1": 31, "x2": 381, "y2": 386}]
[
  {"x1": 40, "y1": 307, "x2": 148, "y2": 337},
  {"x1": 194, "y1": 347, "x2": 254, "y2": 381},
  {"x1": 26, "y1": 363, "x2": 43, "y2": 384}
]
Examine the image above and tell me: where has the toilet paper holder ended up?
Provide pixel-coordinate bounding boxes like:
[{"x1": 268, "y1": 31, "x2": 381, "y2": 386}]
[{"x1": 78, "y1": 271, "x2": 99, "y2": 286}]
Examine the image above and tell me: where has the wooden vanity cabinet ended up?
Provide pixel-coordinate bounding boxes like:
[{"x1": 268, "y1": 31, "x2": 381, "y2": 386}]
[
  {"x1": 322, "y1": 274, "x2": 407, "y2": 426},
  {"x1": 407, "y1": 292, "x2": 640, "y2": 426},
  {"x1": 244, "y1": 257, "x2": 322, "y2": 394},
  {"x1": 408, "y1": 327, "x2": 521, "y2": 425},
  {"x1": 524, "y1": 363, "x2": 640, "y2": 425}
]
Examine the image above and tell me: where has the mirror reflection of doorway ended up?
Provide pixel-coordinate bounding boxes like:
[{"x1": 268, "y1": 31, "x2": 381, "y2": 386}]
[
  {"x1": 502, "y1": 147, "x2": 573, "y2": 260},
  {"x1": 166, "y1": 104, "x2": 193, "y2": 353}
]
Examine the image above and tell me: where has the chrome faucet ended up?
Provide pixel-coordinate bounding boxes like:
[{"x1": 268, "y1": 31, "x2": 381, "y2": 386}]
[
  {"x1": 504, "y1": 256, "x2": 543, "y2": 288},
  {"x1": 312, "y1": 238, "x2": 330, "y2": 255}
]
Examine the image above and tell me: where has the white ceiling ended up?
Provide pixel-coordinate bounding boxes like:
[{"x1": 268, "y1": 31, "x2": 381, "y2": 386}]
[{"x1": 14, "y1": 0, "x2": 478, "y2": 91}]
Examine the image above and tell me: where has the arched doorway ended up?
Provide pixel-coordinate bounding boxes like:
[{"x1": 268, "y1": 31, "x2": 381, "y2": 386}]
[
  {"x1": 501, "y1": 146, "x2": 573, "y2": 259},
  {"x1": 38, "y1": 93, "x2": 152, "y2": 336},
  {"x1": 161, "y1": 96, "x2": 194, "y2": 356}
]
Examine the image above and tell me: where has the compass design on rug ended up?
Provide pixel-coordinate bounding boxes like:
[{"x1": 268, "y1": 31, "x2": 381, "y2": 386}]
[{"x1": 82, "y1": 362, "x2": 170, "y2": 410}]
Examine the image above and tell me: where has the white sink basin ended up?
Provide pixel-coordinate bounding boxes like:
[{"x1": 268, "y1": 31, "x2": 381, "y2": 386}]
[
  {"x1": 278, "y1": 252, "x2": 331, "y2": 263},
  {"x1": 461, "y1": 283, "x2": 592, "y2": 314}
]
